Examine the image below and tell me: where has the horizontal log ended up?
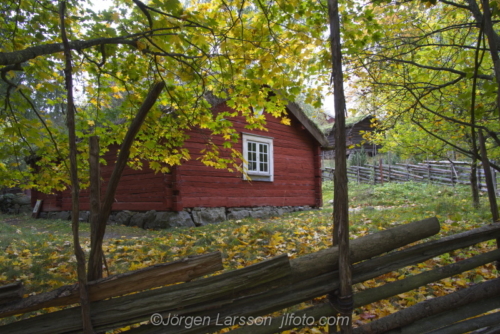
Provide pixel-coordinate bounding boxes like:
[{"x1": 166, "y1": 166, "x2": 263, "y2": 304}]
[
  {"x1": 0, "y1": 255, "x2": 291, "y2": 334},
  {"x1": 225, "y1": 302, "x2": 336, "y2": 334},
  {"x1": 123, "y1": 219, "x2": 441, "y2": 333},
  {"x1": 354, "y1": 248, "x2": 500, "y2": 308},
  {"x1": 291, "y1": 217, "x2": 440, "y2": 281},
  {"x1": 125, "y1": 269, "x2": 342, "y2": 334},
  {"x1": 0, "y1": 252, "x2": 223, "y2": 318},
  {"x1": 353, "y1": 277, "x2": 500, "y2": 334},
  {"x1": 469, "y1": 323, "x2": 500, "y2": 334},
  {"x1": 387, "y1": 297, "x2": 500, "y2": 334},
  {"x1": 0, "y1": 282, "x2": 23, "y2": 305},
  {"x1": 225, "y1": 222, "x2": 500, "y2": 334},
  {"x1": 125, "y1": 218, "x2": 442, "y2": 333},
  {"x1": 352, "y1": 222, "x2": 500, "y2": 284}
]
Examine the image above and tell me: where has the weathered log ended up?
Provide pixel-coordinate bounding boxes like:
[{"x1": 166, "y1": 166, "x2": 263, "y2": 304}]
[
  {"x1": 0, "y1": 282, "x2": 23, "y2": 305},
  {"x1": 0, "y1": 218, "x2": 440, "y2": 334},
  {"x1": 126, "y1": 219, "x2": 441, "y2": 334},
  {"x1": 352, "y1": 222, "x2": 500, "y2": 285},
  {"x1": 291, "y1": 217, "x2": 440, "y2": 282},
  {"x1": 224, "y1": 223, "x2": 500, "y2": 334},
  {"x1": 353, "y1": 277, "x2": 500, "y2": 334},
  {"x1": 0, "y1": 254, "x2": 291, "y2": 334},
  {"x1": 388, "y1": 297, "x2": 500, "y2": 334},
  {"x1": 469, "y1": 323, "x2": 500, "y2": 334},
  {"x1": 354, "y1": 248, "x2": 500, "y2": 308},
  {"x1": 225, "y1": 302, "x2": 337, "y2": 334},
  {"x1": 0, "y1": 252, "x2": 223, "y2": 318}
]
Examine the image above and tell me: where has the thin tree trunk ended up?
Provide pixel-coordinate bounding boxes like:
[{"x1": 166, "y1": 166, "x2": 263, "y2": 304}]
[
  {"x1": 87, "y1": 81, "x2": 165, "y2": 281},
  {"x1": 327, "y1": 0, "x2": 352, "y2": 332},
  {"x1": 88, "y1": 136, "x2": 102, "y2": 279},
  {"x1": 471, "y1": 160, "x2": 480, "y2": 208},
  {"x1": 480, "y1": 0, "x2": 500, "y2": 122},
  {"x1": 59, "y1": 1, "x2": 93, "y2": 332},
  {"x1": 469, "y1": 25, "x2": 482, "y2": 209},
  {"x1": 478, "y1": 130, "x2": 499, "y2": 221}
]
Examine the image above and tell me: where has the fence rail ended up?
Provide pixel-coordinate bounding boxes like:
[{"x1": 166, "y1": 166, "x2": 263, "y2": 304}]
[
  {"x1": 323, "y1": 160, "x2": 499, "y2": 193},
  {"x1": 1, "y1": 218, "x2": 500, "y2": 333}
]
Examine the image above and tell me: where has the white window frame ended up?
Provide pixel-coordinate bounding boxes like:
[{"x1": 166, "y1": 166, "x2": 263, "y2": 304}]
[{"x1": 242, "y1": 133, "x2": 274, "y2": 182}]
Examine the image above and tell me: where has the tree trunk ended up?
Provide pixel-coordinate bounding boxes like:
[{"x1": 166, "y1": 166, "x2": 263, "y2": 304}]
[
  {"x1": 471, "y1": 161, "x2": 480, "y2": 208},
  {"x1": 478, "y1": 130, "x2": 499, "y2": 221},
  {"x1": 327, "y1": 0, "x2": 352, "y2": 332},
  {"x1": 469, "y1": 24, "x2": 482, "y2": 210},
  {"x1": 87, "y1": 81, "x2": 165, "y2": 281},
  {"x1": 59, "y1": 2, "x2": 93, "y2": 332},
  {"x1": 479, "y1": 0, "x2": 500, "y2": 123},
  {"x1": 88, "y1": 136, "x2": 102, "y2": 279}
]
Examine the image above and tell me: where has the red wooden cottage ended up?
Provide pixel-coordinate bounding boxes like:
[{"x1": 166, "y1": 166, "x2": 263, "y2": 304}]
[{"x1": 31, "y1": 98, "x2": 328, "y2": 227}]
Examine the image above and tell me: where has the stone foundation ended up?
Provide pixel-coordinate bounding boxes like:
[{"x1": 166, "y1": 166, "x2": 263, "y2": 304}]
[
  {"x1": 0, "y1": 193, "x2": 32, "y2": 214},
  {"x1": 37, "y1": 205, "x2": 314, "y2": 229}
]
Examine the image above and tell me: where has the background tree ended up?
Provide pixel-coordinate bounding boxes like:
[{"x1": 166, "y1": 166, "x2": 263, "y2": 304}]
[
  {"x1": 1, "y1": 0, "x2": 336, "y2": 289},
  {"x1": 347, "y1": 0, "x2": 500, "y2": 213}
]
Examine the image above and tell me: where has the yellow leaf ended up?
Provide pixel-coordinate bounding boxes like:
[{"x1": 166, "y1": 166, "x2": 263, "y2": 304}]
[{"x1": 137, "y1": 41, "x2": 147, "y2": 51}]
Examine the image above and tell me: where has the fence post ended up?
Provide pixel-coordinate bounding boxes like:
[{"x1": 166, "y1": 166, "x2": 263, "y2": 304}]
[
  {"x1": 406, "y1": 163, "x2": 410, "y2": 182},
  {"x1": 380, "y1": 159, "x2": 384, "y2": 185},
  {"x1": 388, "y1": 158, "x2": 392, "y2": 183},
  {"x1": 450, "y1": 161, "x2": 455, "y2": 187},
  {"x1": 373, "y1": 160, "x2": 377, "y2": 185},
  {"x1": 427, "y1": 161, "x2": 431, "y2": 184}
]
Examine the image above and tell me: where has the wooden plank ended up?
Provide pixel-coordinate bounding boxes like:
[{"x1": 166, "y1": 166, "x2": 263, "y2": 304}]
[
  {"x1": 353, "y1": 277, "x2": 500, "y2": 334},
  {"x1": 0, "y1": 252, "x2": 223, "y2": 319},
  {"x1": 0, "y1": 255, "x2": 291, "y2": 334},
  {"x1": 0, "y1": 282, "x2": 23, "y2": 305},
  {"x1": 111, "y1": 202, "x2": 166, "y2": 211}
]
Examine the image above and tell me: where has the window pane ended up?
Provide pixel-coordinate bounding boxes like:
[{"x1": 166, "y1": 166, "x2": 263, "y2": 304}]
[
  {"x1": 247, "y1": 142, "x2": 257, "y2": 171},
  {"x1": 259, "y1": 143, "x2": 268, "y2": 172}
]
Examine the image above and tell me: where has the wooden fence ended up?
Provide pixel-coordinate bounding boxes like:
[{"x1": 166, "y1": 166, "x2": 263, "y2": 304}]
[
  {"x1": 1, "y1": 218, "x2": 500, "y2": 333},
  {"x1": 323, "y1": 160, "x2": 499, "y2": 193}
]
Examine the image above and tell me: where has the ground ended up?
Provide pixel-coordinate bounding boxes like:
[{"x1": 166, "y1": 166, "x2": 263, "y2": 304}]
[{"x1": 0, "y1": 181, "x2": 498, "y2": 332}]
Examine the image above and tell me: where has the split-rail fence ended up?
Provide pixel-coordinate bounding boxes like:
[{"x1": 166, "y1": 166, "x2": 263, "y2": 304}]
[
  {"x1": 323, "y1": 160, "x2": 499, "y2": 193},
  {"x1": 1, "y1": 217, "x2": 500, "y2": 333}
]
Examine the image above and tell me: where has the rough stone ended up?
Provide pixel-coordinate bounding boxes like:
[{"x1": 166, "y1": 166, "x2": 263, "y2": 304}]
[
  {"x1": 129, "y1": 213, "x2": 145, "y2": 228},
  {"x1": 79, "y1": 211, "x2": 90, "y2": 222},
  {"x1": 227, "y1": 210, "x2": 250, "y2": 220},
  {"x1": 58, "y1": 211, "x2": 71, "y2": 220},
  {"x1": 249, "y1": 206, "x2": 272, "y2": 219},
  {"x1": 115, "y1": 211, "x2": 135, "y2": 226},
  {"x1": 191, "y1": 207, "x2": 226, "y2": 226},
  {"x1": 12, "y1": 194, "x2": 31, "y2": 206},
  {"x1": 270, "y1": 208, "x2": 284, "y2": 217},
  {"x1": 0, "y1": 193, "x2": 31, "y2": 214},
  {"x1": 142, "y1": 210, "x2": 157, "y2": 228},
  {"x1": 146, "y1": 211, "x2": 195, "y2": 229}
]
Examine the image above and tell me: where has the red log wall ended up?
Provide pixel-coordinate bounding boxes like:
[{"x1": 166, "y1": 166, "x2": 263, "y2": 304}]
[
  {"x1": 32, "y1": 102, "x2": 322, "y2": 212},
  {"x1": 32, "y1": 148, "x2": 172, "y2": 212},
  {"x1": 177, "y1": 103, "x2": 322, "y2": 209}
]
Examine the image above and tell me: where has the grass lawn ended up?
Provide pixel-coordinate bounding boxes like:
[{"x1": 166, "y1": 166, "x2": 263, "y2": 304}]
[{"x1": 0, "y1": 181, "x2": 498, "y2": 331}]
